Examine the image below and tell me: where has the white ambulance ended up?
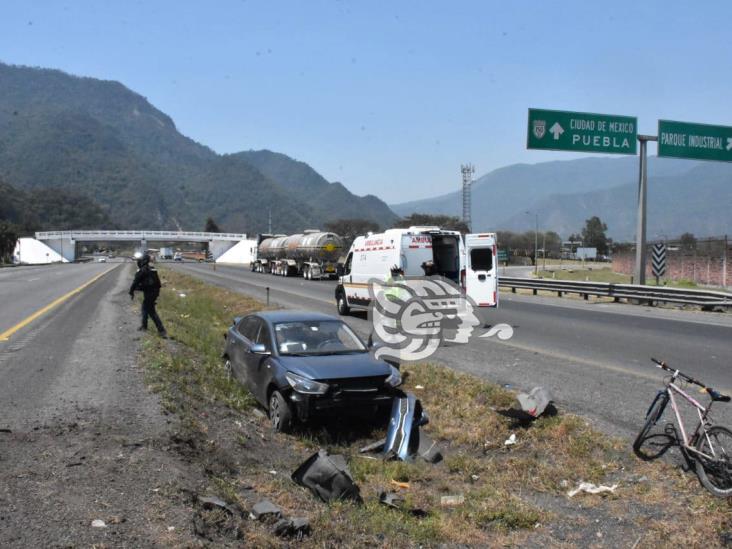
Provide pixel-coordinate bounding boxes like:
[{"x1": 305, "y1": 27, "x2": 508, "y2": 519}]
[{"x1": 335, "y1": 226, "x2": 498, "y2": 315}]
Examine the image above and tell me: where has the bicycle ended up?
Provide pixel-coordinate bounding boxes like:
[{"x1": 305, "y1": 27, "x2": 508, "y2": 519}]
[{"x1": 633, "y1": 357, "x2": 732, "y2": 497}]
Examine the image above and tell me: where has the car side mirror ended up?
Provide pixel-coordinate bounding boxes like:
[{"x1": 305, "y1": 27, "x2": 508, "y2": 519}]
[
  {"x1": 336, "y1": 265, "x2": 344, "y2": 276},
  {"x1": 367, "y1": 335, "x2": 382, "y2": 351},
  {"x1": 250, "y1": 343, "x2": 270, "y2": 355}
]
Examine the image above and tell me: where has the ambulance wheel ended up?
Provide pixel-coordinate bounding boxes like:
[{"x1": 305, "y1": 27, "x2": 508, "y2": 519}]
[{"x1": 337, "y1": 292, "x2": 350, "y2": 316}]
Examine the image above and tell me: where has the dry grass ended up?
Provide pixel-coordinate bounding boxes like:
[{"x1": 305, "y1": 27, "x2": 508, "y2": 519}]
[
  {"x1": 138, "y1": 268, "x2": 732, "y2": 546},
  {"x1": 537, "y1": 267, "x2": 702, "y2": 289}
]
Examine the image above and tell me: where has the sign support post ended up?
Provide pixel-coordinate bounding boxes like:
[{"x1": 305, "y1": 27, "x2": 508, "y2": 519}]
[{"x1": 634, "y1": 135, "x2": 657, "y2": 285}]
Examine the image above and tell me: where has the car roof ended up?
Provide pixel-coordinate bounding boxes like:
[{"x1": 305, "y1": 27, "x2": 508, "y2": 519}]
[{"x1": 251, "y1": 310, "x2": 341, "y2": 324}]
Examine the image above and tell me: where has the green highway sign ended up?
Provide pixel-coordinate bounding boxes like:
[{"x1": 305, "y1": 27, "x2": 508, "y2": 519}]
[
  {"x1": 527, "y1": 108, "x2": 637, "y2": 155},
  {"x1": 497, "y1": 249, "x2": 509, "y2": 263},
  {"x1": 658, "y1": 120, "x2": 732, "y2": 162}
]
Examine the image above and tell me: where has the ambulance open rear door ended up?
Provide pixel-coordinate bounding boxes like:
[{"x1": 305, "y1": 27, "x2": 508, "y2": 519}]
[{"x1": 463, "y1": 233, "x2": 498, "y2": 307}]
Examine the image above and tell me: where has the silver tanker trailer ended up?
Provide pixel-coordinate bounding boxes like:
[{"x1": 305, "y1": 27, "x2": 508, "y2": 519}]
[{"x1": 250, "y1": 230, "x2": 344, "y2": 279}]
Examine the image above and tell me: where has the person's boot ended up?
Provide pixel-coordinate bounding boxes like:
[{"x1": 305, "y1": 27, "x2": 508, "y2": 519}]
[{"x1": 159, "y1": 331, "x2": 169, "y2": 339}]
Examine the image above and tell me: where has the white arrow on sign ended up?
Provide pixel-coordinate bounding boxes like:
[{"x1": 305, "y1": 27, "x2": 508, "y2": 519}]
[
  {"x1": 726, "y1": 137, "x2": 732, "y2": 151},
  {"x1": 549, "y1": 122, "x2": 564, "y2": 140}
]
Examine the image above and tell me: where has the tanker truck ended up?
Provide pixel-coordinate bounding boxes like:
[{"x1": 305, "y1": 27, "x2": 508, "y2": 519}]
[{"x1": 250, "y1": 230, "x2": 344, "y2": 280}]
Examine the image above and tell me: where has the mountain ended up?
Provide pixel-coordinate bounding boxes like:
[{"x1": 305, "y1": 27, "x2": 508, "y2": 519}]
[
  {"x1": 497, "y1": 162, "x2": 732, "y2": 241},
  {"x1": 235, "y1": 150, "x2": 398, "y2": 226},
  {"x1": 0, "y1": 62, "x2": 396, "y2": 233},
  {"x1": 390, "y1": 156, "x2": 732, "y2": 239},
  {"x1": 0, "y1": 179, "x2": 113, "y2": 231}
]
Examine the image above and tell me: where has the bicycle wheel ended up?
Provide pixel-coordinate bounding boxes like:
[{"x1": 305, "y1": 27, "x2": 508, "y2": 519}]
[
  {"x1": 633, "y1": 392, "x2": 668, "y2": 460},
  {"x1": 695, "y1": 425, "x2": 732, "y2": 497}
]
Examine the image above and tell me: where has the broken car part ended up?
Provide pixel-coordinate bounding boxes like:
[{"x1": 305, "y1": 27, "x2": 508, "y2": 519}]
[
  {"x1": 272, "y1": 517, "x2": 311, "y2": 538},
  {"x1": 383, "y1": 392, "x2": 428, "y2": 461},
  {"x1": 198, "y1": 495, "x2": 241, "y2": 517},
  {"x1": 249, "y1": 499, "x2": 282, "y2": 521},
  {"x1": 291, "y1": 449, "x2": 362, "y2": 503}
]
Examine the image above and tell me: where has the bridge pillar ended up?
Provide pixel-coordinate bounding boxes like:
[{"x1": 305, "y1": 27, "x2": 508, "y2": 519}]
[
  {"x1": 42, "y1": 237, "x2": 76, "y2": 262},
  {"x1": 208, "y1": 239, "x2": 237, "y2": 261}
]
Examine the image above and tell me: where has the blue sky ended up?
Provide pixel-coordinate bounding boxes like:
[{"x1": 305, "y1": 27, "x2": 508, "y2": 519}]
[{"x1": 2, "y1": 1, "x2": 731, "y2": 203}]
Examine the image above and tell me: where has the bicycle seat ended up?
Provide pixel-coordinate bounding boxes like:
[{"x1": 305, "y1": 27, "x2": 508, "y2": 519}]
[{"x1": 707, "y1": 388, "x2": 731, "y2": 403}]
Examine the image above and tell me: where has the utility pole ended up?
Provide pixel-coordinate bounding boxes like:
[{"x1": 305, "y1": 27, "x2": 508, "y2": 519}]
[
  {"x1": 461, "y1": 164, "x2": 475, "y2": 232},
  {"x1": 526, "y1": 210, "x2": 539, "y2": 274},
  {"x1": 724, "y1": 234, "x2": 728, "y2": 288},
  {"x1": 542, "y1": 230, "x2": 547, "y2": 271},
  {"x1": 534, "y1": 212, "x2": 538, "y2": 275}
]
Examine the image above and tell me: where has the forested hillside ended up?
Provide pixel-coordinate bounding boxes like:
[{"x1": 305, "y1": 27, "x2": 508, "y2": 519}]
[{"x1": 0, "y1": 63, "x2": 396, "y2": 233}]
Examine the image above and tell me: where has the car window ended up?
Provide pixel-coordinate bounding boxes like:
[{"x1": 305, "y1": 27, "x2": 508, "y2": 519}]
[
  {"x1": 470, "y1": 248, "x2": 493, "y2": 271},
  {"x1": 273, "y1": 320, "x2": 366, "y2": 355},
  {"x1": 253, "y1": 319, "x2": 272, "y2": 351},
  {"x1": 343, "y1": 252, "x2": 352, "y2": 275},
  {"x1": 237, "y1": 317, "x2": 260, "y2": 341}
]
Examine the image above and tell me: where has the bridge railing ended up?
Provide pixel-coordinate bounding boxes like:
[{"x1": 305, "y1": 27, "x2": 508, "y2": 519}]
[{"x1": 35, "y1": 230, "x2": 247, "y2": 241}]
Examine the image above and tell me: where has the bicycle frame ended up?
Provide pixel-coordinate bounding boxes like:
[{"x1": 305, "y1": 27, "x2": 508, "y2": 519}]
[{"x1": 665, "y1": 381, "x2": 715, "y2": 460}]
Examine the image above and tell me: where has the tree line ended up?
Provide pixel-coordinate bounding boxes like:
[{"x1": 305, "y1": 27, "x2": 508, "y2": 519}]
[{"x1": 319, "y1": 213, "x2": 613, "y2": 262}]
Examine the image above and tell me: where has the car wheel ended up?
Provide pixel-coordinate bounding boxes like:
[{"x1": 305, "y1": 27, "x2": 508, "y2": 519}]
[
  {"x1": 269, "y1": 390, "x2": 293, "y2": 433},
  {"x1": 337, "y1": 292, "x2": 350, "y2": 316}
]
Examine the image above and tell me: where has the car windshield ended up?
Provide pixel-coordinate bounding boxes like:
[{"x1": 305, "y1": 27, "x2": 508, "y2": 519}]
[{"x1": 273, "y1": 320, "x2": 367, "y2": 356}]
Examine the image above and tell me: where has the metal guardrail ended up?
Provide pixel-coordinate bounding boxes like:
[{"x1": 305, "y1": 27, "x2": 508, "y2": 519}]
[
  {"x1": 35, "y1": 230, "x2": 247, "y2": 242},
  {"x1": 499, "y1": 276, "x2": 732, "y2": 308}
]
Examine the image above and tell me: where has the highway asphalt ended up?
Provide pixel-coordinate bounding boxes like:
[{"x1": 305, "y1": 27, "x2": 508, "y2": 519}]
[
  {"x1": 0, "y1": 262, "x2": 137, "y2": 427},
  {"x1": 0, "y1": 263, "x2": 118, "y2": 339},
  {"x1": 169, "y1": 262, "x2": 732, "y2": 438}
]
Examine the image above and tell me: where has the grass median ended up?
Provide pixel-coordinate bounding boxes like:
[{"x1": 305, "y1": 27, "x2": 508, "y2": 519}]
[
  {"x1": 138, "y1": 267, "x2": 732, "y2": 547},
  {"x1": 537, "y1": 267, "x2": 700, "y2": 288}
]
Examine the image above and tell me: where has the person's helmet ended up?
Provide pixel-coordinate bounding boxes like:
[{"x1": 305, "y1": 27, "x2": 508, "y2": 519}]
[{"x1": 137, "y1": 253, "x2": 151, "y2": 268}]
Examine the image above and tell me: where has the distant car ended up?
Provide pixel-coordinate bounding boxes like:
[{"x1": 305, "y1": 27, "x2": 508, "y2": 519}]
[
  {"x1": 96, "y1": 256, "x2": 107, "y2": 263},
  {"x1": 223, "y1": 311, "x2": 402, "y2": 432},
  {"x1": 173, "y1": 252, "x2": 183, "y2": 261}
]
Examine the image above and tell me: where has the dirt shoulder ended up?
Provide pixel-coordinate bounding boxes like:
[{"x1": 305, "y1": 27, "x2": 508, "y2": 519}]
[{"x1": 0, "y1": 264, "x2": 206, "y2": 547}]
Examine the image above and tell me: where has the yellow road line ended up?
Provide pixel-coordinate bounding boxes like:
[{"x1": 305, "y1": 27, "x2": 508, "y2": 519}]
[{"x1": 0, "y1": 266, "x2": 117, "y2": 341}]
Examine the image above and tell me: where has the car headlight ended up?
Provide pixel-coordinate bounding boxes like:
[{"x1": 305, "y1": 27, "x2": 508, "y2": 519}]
[
  {"x1": 385, "y1": 366, "x2": 402, "y2": 388},
  {"x1": 285, "y1": 372, "x2": 329, "y2": 395}
]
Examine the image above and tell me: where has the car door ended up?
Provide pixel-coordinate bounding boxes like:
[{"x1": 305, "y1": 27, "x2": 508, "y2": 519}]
[
  {"x1": 464, "y1": 233, "x2": 498, "y2": 307},
  {"x1": 243, "y1": 318, "x2": 273, "y2": 403},
  {"x1": 230, "y1": 317, "x2": 259, "y2": 388}
]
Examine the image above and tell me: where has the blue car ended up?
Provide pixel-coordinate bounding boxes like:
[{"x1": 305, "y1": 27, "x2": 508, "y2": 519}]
[{"x1": 223, "y1": 310, "x2": 402, "y2": 432}]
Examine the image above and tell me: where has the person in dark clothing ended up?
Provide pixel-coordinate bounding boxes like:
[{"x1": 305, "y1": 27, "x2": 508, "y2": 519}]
[{"x1": 129, "y1": 254, "x2": 167, "y2": 338}]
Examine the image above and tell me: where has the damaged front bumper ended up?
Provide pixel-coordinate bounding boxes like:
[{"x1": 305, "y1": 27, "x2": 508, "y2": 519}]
[{"x1": 287, "y1": 381, "x2": 398, "y2": 421}]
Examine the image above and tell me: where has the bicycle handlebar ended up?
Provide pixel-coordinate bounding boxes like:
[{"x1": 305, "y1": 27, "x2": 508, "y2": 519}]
[{"x1": 650, "y1": 357, "x2": 705, "y2": 387}]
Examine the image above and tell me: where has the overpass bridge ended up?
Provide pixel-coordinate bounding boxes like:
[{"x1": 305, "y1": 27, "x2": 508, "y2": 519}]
[{"x1": 35, "y1": 230, "x2": 248, "y2": 262}]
